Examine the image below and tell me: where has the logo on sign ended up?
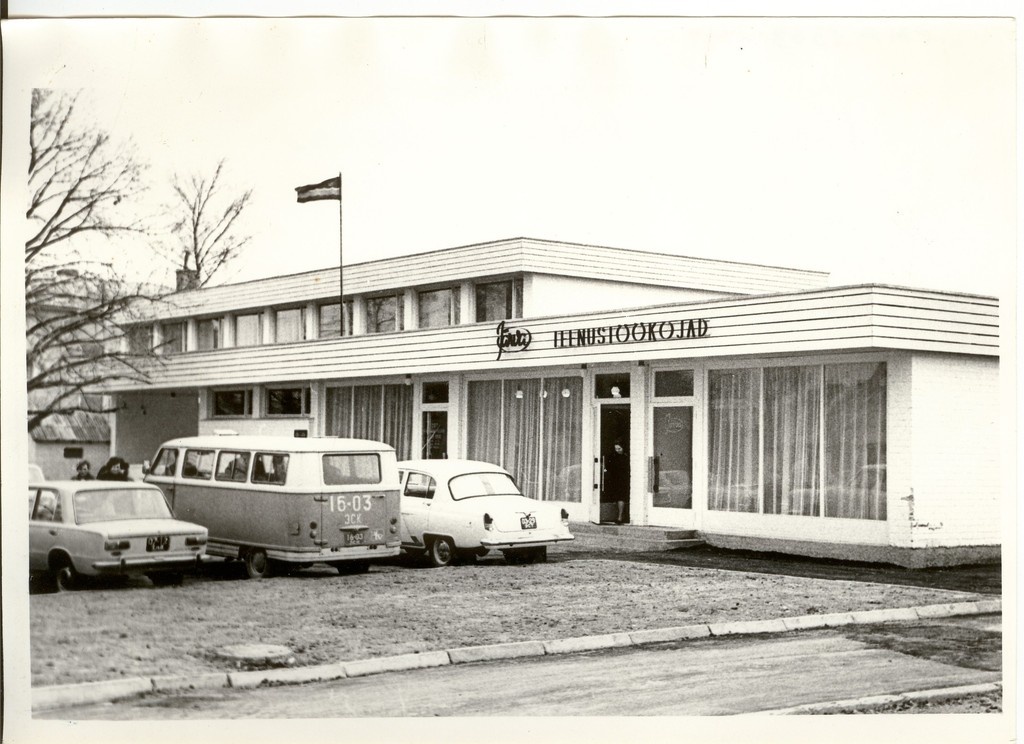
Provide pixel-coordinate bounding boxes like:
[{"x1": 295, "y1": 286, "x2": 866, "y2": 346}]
[{"x1": 496, "y1": 320, "x2": 532, "y2": 361}]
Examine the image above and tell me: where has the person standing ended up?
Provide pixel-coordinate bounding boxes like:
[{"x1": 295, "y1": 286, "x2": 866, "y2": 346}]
[
  {"x1": 605, "y1": 441, "x2": 630, "y2": 524},
  {"x1": 72, "y1": 460, "x2": 94, "y2": 480},
  {"x1": 96, "y1": 456, "x2": 131, "y2": 481}
]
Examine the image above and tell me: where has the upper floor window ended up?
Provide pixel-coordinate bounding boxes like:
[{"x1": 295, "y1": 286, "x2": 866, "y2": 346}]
[
  {"x1": 365, "y1": 294, "x2": 404, "y2": 335},
  {"x1": 266, "y1": 386, "x2": 311, "y2": 416},
  {"x1": 275, "y1": 307, "x2": 305, "y2": 343},
  {"x1": 318, "y1": 300, "x2": 353, "y2": 338},
  {"x1": 212, "y1": 389, "x2": 253, "y2": 417},
  {"x1": 418, "y1": 287, "x2": 461, "y2": 329},
  {"x1": 126, "y1": 325, "x2": 152, "y2": 355},
  {"x1": 235, "y1": 313, "x2": 262, "y2": 347},
  {"x1": 475, "y1": 278, "x2": 522, "y2": 323},
  {"x1": 197, "y1": 318, "x2": 221, "y2": 351},
  {"x1": 159, "y1": 322, "x2": 185, "y2": 355}
]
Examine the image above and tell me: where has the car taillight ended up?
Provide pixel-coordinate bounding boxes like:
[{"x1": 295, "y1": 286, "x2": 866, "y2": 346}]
[
  {"x1": 185, "y1": 535, "x2": 207, "y2": 546},
  {"x1": 483, "y1": 513, "x2": 494, "y2": 531},
  {"x1": 104, "y1": 539, "x2": 130, "y2": 551},
  {"x1": 560, "y1": 508, "x2": 569, "y2": 526}
]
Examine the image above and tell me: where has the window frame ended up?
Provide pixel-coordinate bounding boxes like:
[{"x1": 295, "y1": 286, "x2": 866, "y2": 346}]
[
  {"x1": 158, "y1": 321, "x2": 186, "y2": 355},
  {"x1": 274, "y1": 306, "x2": 306, "y2": 344},
  {"x1": 417, "y1": 286, "x2": 460, "y2": 329},
  {"x1": 234, "y1": 312, "x2": 263, "y2": 348},
  {"x1": 196, "y1": 317, "x2": 221, "y2": 351},
  {"x1": 706, "y1": 360, "x2": 888, "y2": 522},
  {"x1": 211, "y1": 389, "x2": 253, "y2": 418},
  {"x1": 364, "y1": 293, "x2": 404, "y2": 335},
  {"x1": 265, "y1": 386, "x2": 311, "y2": 417},
  {"x1": 318, "y1": 300, "x2": 353, "y2": 338},
  {"x1": 474, "y1": 277, "x2": 522, "y2": 323}
]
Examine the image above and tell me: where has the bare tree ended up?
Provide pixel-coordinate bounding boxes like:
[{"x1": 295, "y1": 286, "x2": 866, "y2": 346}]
[
  {"x1": 169, "y1": 159, "x2": 253, "y2": 287},
  {"x1": 27, "y1": 89, "x2": 148, "y2": 260},
  {"x1": 25, "y1": 89, "x2": 162, "y2": 430}
]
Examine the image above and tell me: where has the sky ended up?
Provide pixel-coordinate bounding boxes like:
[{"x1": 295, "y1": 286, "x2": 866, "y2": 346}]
[{"x1": 1, "y1": 13, "x2": 1016, "y2": 297}]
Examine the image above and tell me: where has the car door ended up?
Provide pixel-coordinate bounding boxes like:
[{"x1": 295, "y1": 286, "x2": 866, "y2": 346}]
[
  {"x1": 399, "y1": 471, "x2": 436, "y2": 549},
  {"x1": 29, "y1": 487, "x2": 63, "y2": 572}
]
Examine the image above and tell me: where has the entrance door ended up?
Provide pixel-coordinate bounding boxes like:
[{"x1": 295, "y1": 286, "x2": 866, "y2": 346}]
[
  {"x1": 596, "y1": 404, "x2": 630, "y2": 524},
  {"x1": 649, "y1": 404, "x2": 695, "y2": 527}
]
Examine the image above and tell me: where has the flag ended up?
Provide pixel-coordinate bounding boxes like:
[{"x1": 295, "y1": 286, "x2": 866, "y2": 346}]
[{"x1": 295, "y1": 176, "x2": 341, "y2": 203}]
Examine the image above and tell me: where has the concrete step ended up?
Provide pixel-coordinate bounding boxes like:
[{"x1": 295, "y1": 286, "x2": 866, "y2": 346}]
[{"x1": 564, "y1": 523, "x2": 705, "y2": 553}]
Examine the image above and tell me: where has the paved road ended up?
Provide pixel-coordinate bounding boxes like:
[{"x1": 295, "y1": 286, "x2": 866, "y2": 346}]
[{"x1": 41, "y1": 614, "x2": 1000, "y2": 719}]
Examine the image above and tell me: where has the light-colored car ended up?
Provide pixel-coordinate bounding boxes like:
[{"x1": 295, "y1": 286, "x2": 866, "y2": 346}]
[
  {"x1": 29, "y1": 480, "x2": 208, "y2": 591},
  {"x1": 397, "y1": 459, "x2": 574, "y2": 567}
]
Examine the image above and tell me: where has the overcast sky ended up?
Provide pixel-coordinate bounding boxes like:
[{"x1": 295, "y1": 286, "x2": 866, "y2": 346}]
[{"x1": 2, "y1": 14, "x2": 1016, "y2": 296}]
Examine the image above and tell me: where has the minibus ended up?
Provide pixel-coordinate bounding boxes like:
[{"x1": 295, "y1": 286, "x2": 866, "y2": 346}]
[{"x1": 144, "y1": 435, "x2": 402, "y2": 578}]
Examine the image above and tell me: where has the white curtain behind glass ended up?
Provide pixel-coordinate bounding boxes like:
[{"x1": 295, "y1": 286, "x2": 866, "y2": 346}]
[
  {"x1": 763, "y1": 366, "x2": 821, "y2": 516},
  {"x1": 352, "y1": 385, "x2": 383, "y2": 441},
  {"x1": 543, "y1": 377, "x2": 583, "y2": 502},
  {"x1": 276, "y1": 309, "x2": 304, "y2": 343},
  {"x1": 325, "y1": 387, "x2": 353, "y2": 437},
  {"x1": 382, "y1": 384, "x2": 413, "y2": 460},
  {"x1": 825, "y1": 363, "x2": 887, "y2": 520},
  {"x1": 708, "y1": 369, "x2": 760, "y2": 512},
  {"x1": 504, "y1": 378, "x2": 542, "y2": 498},
  {"x1": 466, "y1": 380, "x2": 503, "y2": 464}
]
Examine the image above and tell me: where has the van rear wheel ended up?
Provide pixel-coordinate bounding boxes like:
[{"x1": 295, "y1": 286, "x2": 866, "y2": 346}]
[{"x1": 244, "y1": 548, "x2": 272, "y2": 579}]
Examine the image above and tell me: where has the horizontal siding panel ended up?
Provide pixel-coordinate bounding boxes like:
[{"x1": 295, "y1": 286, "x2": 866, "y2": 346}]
[{"x1": 108, "y1": 286, "x2": 998, "y2": 391}]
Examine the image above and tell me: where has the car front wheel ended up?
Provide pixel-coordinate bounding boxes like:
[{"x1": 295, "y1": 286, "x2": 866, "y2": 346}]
[{"x1": 428, "y1": 536, "x2": 456, "y2": 568}]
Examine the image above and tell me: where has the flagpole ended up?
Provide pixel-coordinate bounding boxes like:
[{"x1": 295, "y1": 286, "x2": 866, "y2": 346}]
[{"x1": 344, "y1": 171, "x2": 348, "y2": 331}]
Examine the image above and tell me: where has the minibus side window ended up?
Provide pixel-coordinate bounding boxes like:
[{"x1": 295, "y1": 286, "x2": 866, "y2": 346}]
[
  {"x1": 322, "y1": 454, "x2": 381, "y2": 485},
  {"x1": 182, "y1": 449, "x2": 215, "y2": 480},
  {"x1": 215, "y1": 451, "x2": 251, "y2": 482},
  {"x1": 252, "y1": 453, "x2": 288, "y2": 485}
]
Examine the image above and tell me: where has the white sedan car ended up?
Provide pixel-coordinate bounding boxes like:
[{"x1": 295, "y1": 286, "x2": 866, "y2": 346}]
[
  {"x1": 397, "y1": 459, "x2": 574, "y2": 567},
  {"x1": 29, "y1": 480, "x2": 208, "y2": 591}
]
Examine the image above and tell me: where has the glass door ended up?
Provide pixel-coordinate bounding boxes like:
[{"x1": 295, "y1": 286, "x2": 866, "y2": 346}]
[{"x1": 648, "y1": 369, "x2": 697, "y2": 528}]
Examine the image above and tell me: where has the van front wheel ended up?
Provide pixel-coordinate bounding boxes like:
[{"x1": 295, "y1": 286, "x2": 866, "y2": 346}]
[{"x1": 244, "y1": 548, "x2": 272, "y2": 579}]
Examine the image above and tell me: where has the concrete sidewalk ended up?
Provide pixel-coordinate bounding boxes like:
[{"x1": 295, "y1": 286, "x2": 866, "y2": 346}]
[{"x1": 33, "y1": 597, "x2": 1001, "y2": 712}]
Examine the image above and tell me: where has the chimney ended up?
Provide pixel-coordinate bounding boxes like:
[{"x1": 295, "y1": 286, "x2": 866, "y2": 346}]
[{"x1": 175, "y1": 269, "x2": 200, "y2": 292}]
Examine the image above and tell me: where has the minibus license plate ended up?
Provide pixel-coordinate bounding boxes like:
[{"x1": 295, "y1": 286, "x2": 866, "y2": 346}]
[
  {"x1": 345, "y1": 531, "x2": 366, "y2": 546},
  {"x1": 520, "y1": 515, "x2": 537, "y2": 530},
  {"x1": 147, "y1": 535, "x2": 170, "y2": 552}
]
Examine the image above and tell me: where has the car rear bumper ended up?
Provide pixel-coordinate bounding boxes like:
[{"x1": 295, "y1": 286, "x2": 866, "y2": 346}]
[
  {"x1": 480, "y1": 534, "x2": 575, "y2": 549},
  {"x1": 90, "y1": 553, "x2": 204, "y2": 576}
]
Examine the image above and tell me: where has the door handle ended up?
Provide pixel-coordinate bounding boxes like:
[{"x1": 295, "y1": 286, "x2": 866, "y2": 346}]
[{"x1": 649, "y1": 456, "x2": 660, "y2": 494}]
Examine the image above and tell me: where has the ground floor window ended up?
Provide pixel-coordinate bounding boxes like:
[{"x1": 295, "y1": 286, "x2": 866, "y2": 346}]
[
  {"x1": 709, "y1": 362, "x2": 886, "y2": 520},
  {"x1": 325, "y1": 384, "x2": 413, "y2": 460},
  {"x1": 466, "y1": 376, "x2": 583, "y2": 502}
]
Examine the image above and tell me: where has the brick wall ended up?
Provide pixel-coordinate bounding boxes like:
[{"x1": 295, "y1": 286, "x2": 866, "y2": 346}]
[{"x1": 905, "y1": 353, "x2": 1000, "y2": 548}]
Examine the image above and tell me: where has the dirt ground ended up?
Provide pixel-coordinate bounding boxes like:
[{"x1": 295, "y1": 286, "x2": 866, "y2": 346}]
[{"x1": 26, "y1": 547, "x2": 998, "y2": 689}]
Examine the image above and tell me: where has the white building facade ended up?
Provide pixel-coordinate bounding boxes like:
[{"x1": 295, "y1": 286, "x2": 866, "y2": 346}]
[{"x1": 106, "y1": 238, "x2": 1001, "y2": 567}]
